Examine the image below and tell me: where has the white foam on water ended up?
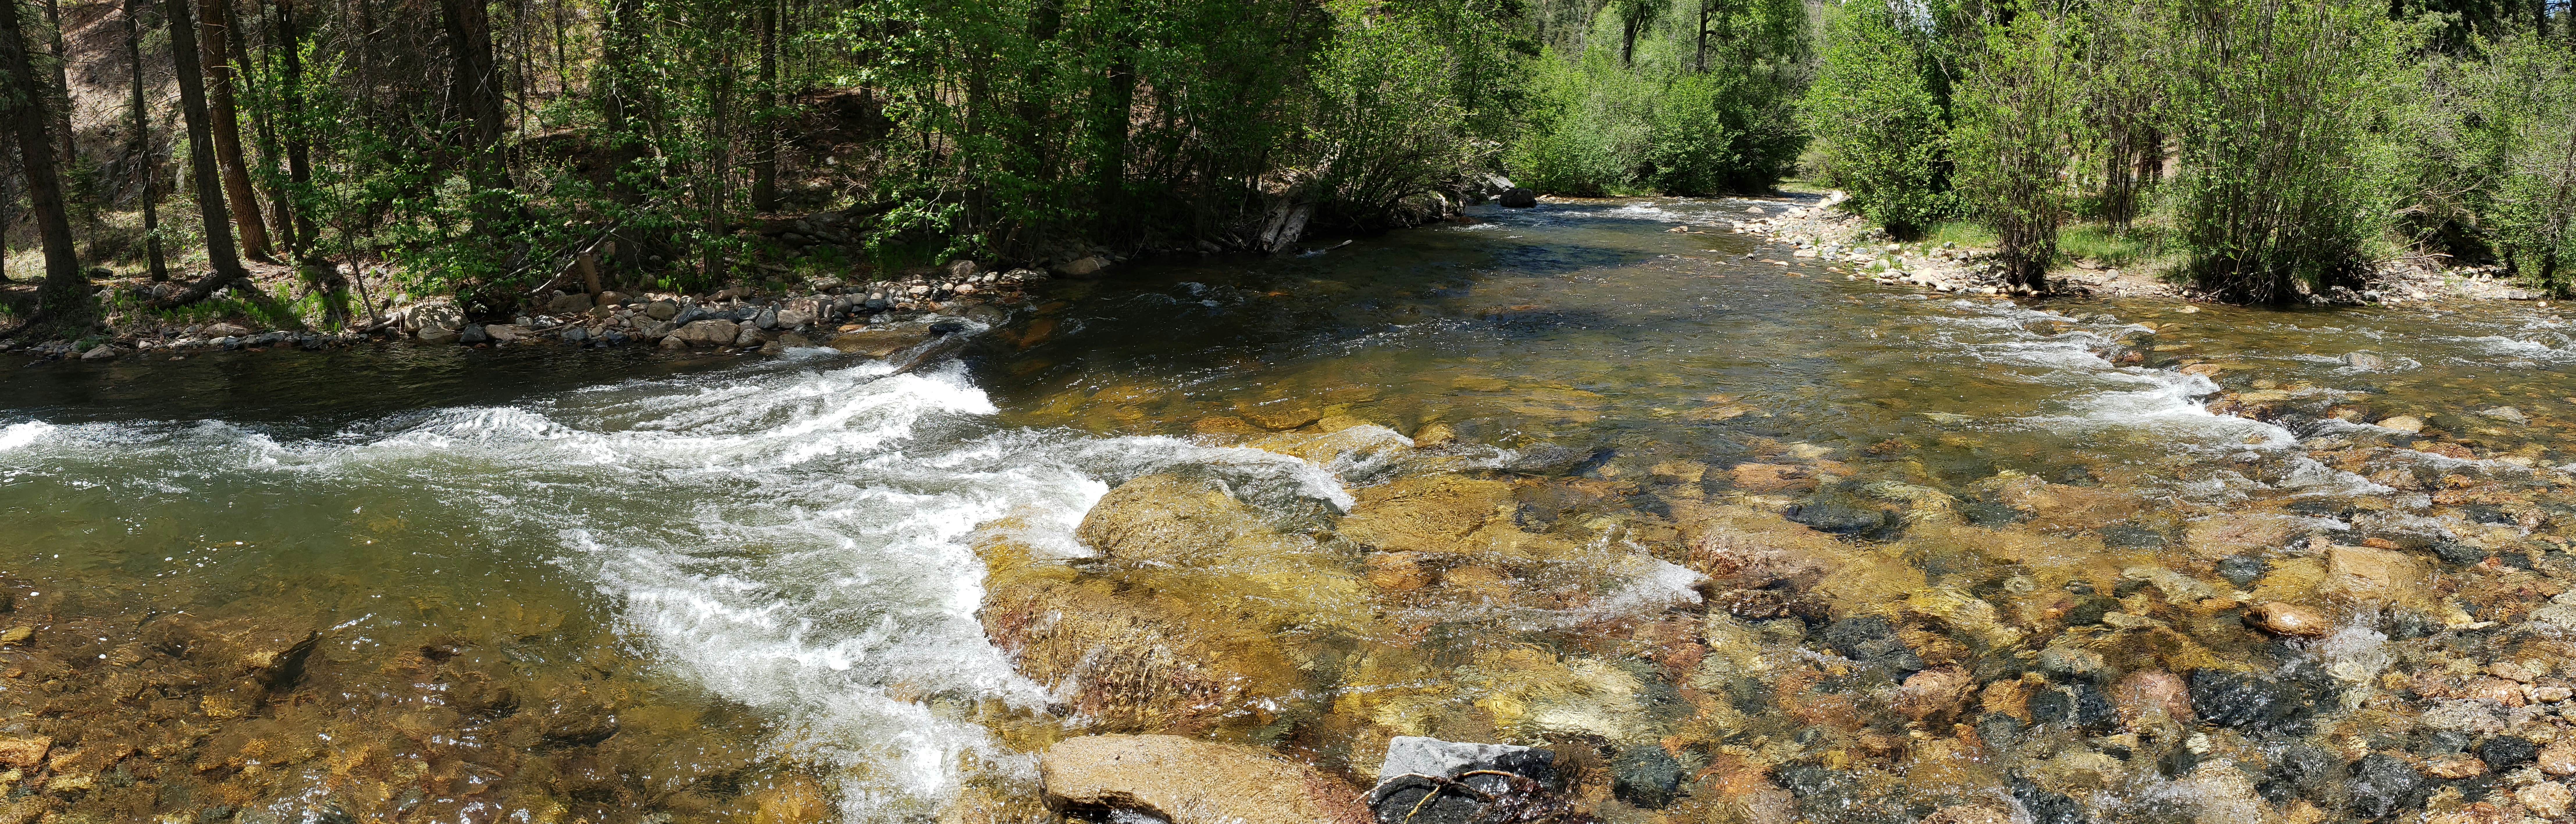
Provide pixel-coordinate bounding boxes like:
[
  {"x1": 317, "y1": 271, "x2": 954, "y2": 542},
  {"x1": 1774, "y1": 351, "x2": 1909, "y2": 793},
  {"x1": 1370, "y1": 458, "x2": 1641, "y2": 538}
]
[
  {"x1": 0, "y1": 421, "x2": 53, "y2": 451},
  {"x1": 1927, "y1": 302, "x2": 2299, "y2": 449},
  {"x1": 0, "y1": 356, "x2": 1358, "y2": 821}
]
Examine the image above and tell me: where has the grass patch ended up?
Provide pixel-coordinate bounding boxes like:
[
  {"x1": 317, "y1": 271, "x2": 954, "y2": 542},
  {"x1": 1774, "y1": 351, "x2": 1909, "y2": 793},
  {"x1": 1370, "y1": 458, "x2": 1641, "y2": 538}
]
[
  {"x1": 1923, "y1": 220, "x2": 1999, "y2": 249},
  {"x1": 2057, "y1": 222, "x2": 2159, "y2": 266}
]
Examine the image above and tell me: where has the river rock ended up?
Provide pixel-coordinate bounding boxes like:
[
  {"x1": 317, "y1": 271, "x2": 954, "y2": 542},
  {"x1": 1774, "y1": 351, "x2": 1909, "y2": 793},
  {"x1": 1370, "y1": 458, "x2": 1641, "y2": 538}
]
[
  {"x1": 2351, "y1": 752, "x2": 2421, "y2": 819},
  {"x1": 2422, "y1": 753, "x2": 2486, "y2": 779},
  {"x1": 2326, "y1": 544, "x2": 2428, "y2": 605},
  {"x1": 485, "y1": 324, "x2": 527, "y2": 343},
  {"x1": 829, "y1": 327, "x2": 931, "y2": 357},
  {"x1": 2341, "y1": 351, "x2": 2387, "y2": 370},
  {"x1": 459, "y1": 324, "x2": 490, "y2": 344},
  {"x1": 1369, "y1": 737, "x2": 1558, "y2": 824},
  {"x1": 670, "y1": 319, "x2": 740, "y2": 347},
  {"x1": 204, "y1": 322, "x2": 252, "y2": 338},
  {"x1": 1610, "y1": 745, "x2": 1685, "y2": 809},
  {"x1": 1038, "y1": 735, "x2": 1370, "y2": 824},
  {"x1": 418, "y1": 325, "x2": 461, "y2": 344},
  {"x1": 1894, "y1": 667, "x2": 1976, "y2": 725},
  {"x1": 1055, "y1": 256, "x2": 1110, "y2": 278},
  {"x1": 2110, "y1": 670, "x2": 2193, "y2": 727},
  {"x1": 548, "y1": 293, "x2": 594, "y2": 313},
  {"x1": 1249, "y1": 424, "x2": 1412, "y2": 469},
  {"x1": 981, "y1": 475, "x2": 1371, "y2": 732},
  {"x1": 2187, "y1": 669, "x2": 2308, "y2": 730},
  {"x1": 2481, "y1": 736, "x2": 2539, "y2": 768},
  {"x1": 0, "y1": 737, "x2": 50, "y2": 768},
  {"x1": 645, "y1": 299, "x2": 680, "y2": 321},
  {"x1": 1785, "y1": 489, "x2": 1892, "y2": 535},
  {"x1": 2244, "y1": 601, "x2": 2332, "y2": 637},
  {"x1": 80, "y1": 345, "x2": 119, "y2": 361},
  {"x1": 1498, "y1": 188, "x2": 1538, "y2": 208},
  {"x1": 2520, "y1": 782, "x2": 2574, "y2": 818},
  {"x1": 2544, "y1": 743, "x2": 2576, "y2": 776},
  {"x1": 2376, "y1": 415, "x2": 2425, "y2": 433}
]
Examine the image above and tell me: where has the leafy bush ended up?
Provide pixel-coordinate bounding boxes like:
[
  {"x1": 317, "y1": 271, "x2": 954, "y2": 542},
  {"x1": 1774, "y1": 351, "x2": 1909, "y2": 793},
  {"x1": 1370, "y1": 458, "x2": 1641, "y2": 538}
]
[
  {"x1": 2467, "y1": 36, "x2": 2576, "y2": 292},
  {"x1": 1801, "y1": 0, "x2": 1955, "y2": 236},
  {"x1": 1949, "y1": 0, "x2": 2087, "y2": 289},
  {"x1": 1507, "y1": 46, "x2": 1654, "y2": 195},
  {"x1": 2164, "y1": 0, "x2": 2399, "y2": 303},
  {"x1": 1306, "y1": 0, "x2": 1523, "y2": 224}
]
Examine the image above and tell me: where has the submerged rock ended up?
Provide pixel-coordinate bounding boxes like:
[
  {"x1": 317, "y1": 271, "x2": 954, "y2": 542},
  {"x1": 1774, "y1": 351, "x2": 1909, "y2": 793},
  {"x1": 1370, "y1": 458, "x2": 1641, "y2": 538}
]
[
  {"x1": 1610, "y1": 745, "x2": 1686, "y2": 809},
  {"x1": 2349, "y1": 752, "x2": 2422, "y2": 819},
  {"x1": 2186, "y1": 669, "x2": 2310, "y2": 731},
  {"x1": 1038, "y1": 735, "x2": 1371, "y2": 824},
  {"x1": 2243, "y1": 601, "x2": 2332, "y2": 637},
  {"x1": 979, "y1": 475, "x2": 1373, "y2": 732}
]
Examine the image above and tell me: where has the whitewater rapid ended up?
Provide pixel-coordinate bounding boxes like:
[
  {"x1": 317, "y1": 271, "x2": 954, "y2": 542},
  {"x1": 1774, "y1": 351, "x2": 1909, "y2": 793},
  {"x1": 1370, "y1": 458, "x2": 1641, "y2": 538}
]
[{"x1": 0, "y1": 353, "x2": 1355, "y2": 819}]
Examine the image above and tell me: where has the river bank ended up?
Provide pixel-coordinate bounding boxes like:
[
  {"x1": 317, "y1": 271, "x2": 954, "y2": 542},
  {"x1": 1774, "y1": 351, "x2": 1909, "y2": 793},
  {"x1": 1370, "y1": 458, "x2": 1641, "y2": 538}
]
[{"x1": 9, "y1": 197, "x2": 2576, "y2": 824}]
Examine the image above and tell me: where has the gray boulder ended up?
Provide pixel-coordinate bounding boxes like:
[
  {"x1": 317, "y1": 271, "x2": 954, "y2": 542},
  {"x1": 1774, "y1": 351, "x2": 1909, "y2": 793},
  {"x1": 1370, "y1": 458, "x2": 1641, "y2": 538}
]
[
  {"x1": 1498, "y1": 188, "x2": 1538, "y2": 208},
  {"x1": 1368, "y1": 737, "x2": 1558, "y2": 824}
]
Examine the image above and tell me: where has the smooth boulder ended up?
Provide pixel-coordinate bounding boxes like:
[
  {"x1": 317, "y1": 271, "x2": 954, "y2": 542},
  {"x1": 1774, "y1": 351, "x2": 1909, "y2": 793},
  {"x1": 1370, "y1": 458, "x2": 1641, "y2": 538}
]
[{"x1": 1039, "y1": 734, "x2": 1370, "y2": 824}]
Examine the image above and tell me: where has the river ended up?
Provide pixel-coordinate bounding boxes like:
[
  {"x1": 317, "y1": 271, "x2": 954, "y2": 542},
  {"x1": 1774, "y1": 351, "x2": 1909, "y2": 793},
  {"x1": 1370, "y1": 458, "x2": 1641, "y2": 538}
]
[{"x1": 7, "y1": 198, "x2": 2576, "y2": 823}]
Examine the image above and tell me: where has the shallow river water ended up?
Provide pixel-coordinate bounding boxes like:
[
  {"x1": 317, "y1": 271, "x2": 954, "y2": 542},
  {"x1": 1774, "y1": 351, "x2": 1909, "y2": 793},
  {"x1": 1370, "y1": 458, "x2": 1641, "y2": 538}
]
[{"x1": 10, "y1": 199, "x2": 2576, "y2": 824}]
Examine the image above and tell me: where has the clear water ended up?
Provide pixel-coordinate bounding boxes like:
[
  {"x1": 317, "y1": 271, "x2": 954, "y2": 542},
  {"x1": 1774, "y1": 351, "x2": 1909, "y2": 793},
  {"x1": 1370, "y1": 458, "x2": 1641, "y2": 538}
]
[{"x1": 8, "y1": 197, "x2": 2576, "y2": 822}]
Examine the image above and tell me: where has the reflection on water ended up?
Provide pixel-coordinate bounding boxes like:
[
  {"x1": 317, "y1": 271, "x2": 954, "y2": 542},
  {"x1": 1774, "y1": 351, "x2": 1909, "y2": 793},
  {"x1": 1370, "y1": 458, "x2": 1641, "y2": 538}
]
[{"x1": 8, "y1": 198, "x2": 2576, "y2": 823}]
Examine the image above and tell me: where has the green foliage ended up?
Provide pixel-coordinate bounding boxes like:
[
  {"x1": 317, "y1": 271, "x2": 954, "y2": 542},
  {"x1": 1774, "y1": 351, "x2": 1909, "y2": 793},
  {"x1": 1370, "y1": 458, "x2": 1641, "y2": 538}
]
[
  {"x1": 1305, "y1": 1, "x2": 1524, "y2": 224},
  {"x1": 1509, "y1": 46, "x2": 1656, "y2": 195},
  {"x1": 2164, "y1": 0, "x2": 2400, "y2": 303},
  {"x1": 1506, "y1": 0, "x2": 1809, "y2": 196},
  {"x1": 1949, "y1": 0, "x2": 2088, "y2": 288},
  {"x1": 2465, "y1": 35, "x2": 2576, "y2": 291},
  {"x1": 2057, "y1": 221, "x2": 2160, "y2": 266},
  {"x1": 1802, "y1": 0, "x2": 1955, "y2": 236}
]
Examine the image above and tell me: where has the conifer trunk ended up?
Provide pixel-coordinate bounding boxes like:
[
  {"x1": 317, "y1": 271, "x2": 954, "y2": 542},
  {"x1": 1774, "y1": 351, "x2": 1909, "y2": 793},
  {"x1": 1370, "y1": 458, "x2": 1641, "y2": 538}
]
[
  {"x1": 127, "y1": 0, "x2": 168, "y2": 280},
  {"x1": 2, "y1": 0, "x2": 86, "y2": 329},
  {"x1": 199, "y1": 0, "x2": 276, "y2": 261},
  {"x1": 158, "y1": 0, "x2": 253, "y2": 306}
]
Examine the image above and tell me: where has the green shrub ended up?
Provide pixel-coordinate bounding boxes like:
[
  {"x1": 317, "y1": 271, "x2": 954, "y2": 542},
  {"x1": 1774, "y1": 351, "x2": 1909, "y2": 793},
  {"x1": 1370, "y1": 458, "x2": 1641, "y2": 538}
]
[
  {"x1": 1801, "y1": 0, "x2": 1955, "y2": 236},
  {"x1": 1949, "y1": 0, "x2": 2087, "y2": 289},
  {"x1": 2467, "y1": 36, "x2": 2576, "y2": 292},
  {"x1": 2165, "y1": 0, "x2": 2399, "y2": 303},
  {"x1": 1507, "y1": 46, "x2": 1654, "y2": 195}
]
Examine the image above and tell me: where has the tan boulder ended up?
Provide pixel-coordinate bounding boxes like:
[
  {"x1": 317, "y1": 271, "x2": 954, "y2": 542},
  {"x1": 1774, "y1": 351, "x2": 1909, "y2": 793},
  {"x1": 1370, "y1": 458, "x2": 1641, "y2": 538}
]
[
  {"x1": 2326, "y1": 544, "x2": 2430, "y2": 605},
  {"x1": 1248, "y1": 424, "x2": 1412, "y2": 469},
  {"x1": 1336, "y1": 474, "x2": 1515, "y2": 556},
  {"x1": 672, "y1": 319, "x2": 741, "y2": 346},
  {"x1": 2544, "y1": 742, "x2": 2576, "y2": 776},
  {"x1": 1234, "y1": 401, "x2": 1324, "y2": 430},
  {"x1": 1037, "y1": 735, "x2": 1369, "y2": 824},
  {"x1": 0, "y1": 737, "x2": 49, "y2": 768},
  {"x1": 981, "y1": 476, "x2": 1376, "y2": 733}
]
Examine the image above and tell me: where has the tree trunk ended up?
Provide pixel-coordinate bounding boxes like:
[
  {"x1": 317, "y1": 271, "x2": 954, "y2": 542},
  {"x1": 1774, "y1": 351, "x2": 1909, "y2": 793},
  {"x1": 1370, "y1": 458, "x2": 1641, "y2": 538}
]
[
  {"x1": 1, "y1": 0, "x2": 85, "y2": 332},
  {"x1": 704, "y1": 45, "x2": 732, "y2": 278},
  {"x1": 277, "y1": 0, "x2": 315, "y2": 255},
  {"x1": 1695, "y1": 0, "x2": 1711, "y2": 72},
  {"x1": 750, "y1": 0, "x2": 777, "y2": 213},
  {"x1": 160, "y1": 0, "x2": 252, "y2": 305},
  {"x1": 198, "y1": 0, "x2": 275, "y2": 261},
  {"x1": 1093, "y1": 5, "x2": 1135, "y2": 234},
  {"x1": 128, "y1": 0, "x2": 167, "y2": 281},
  {"x1": 233, "y1": 0, "x2": 296, "y2": 253},
  {"x1": 41, "y1": 0, "x2": 74, "y2": 171},
  {"x1": 439, "y1": 0, "x2": 509, "y2": 229},
  {"x1": 1, "y1": 116, "x2": 15, "y2": 283}
]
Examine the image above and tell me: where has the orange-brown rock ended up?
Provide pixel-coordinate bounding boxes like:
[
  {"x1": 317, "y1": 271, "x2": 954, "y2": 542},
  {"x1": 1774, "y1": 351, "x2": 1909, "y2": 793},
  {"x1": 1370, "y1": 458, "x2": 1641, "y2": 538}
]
[
  {"x1": 1894, "y1": 667, "x2": 1977, "y2": 726},
  {"x1": 2110, "y1": 670, "x2": 2194, "y2": 727},
  {"x1": 2244, "y1": 601, "x2": 2332, "y2": 637}
]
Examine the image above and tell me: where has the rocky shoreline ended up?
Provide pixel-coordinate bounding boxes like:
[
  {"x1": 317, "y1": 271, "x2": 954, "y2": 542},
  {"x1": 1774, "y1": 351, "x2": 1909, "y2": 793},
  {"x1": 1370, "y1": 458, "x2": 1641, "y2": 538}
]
[
  {"x1": 6, "y1": 257, "x2": 1085, "y2": 365},
  {"x1": 1725, "y1": 191, "x2": 2561, "y2": 306}
]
